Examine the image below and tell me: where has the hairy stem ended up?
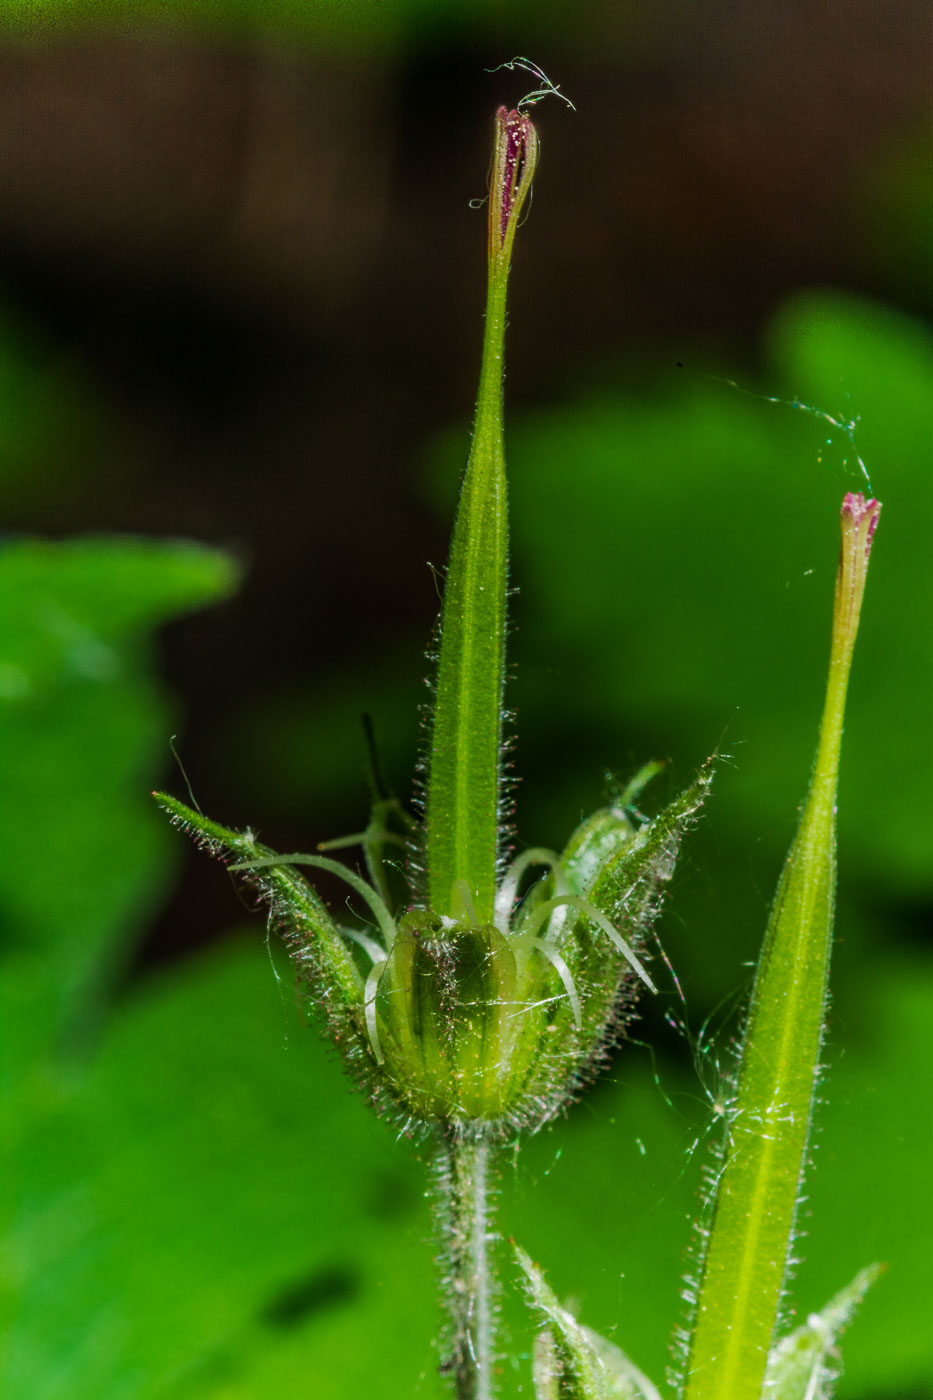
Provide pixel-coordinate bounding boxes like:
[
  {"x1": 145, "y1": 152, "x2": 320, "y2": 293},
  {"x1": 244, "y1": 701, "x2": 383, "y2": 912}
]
[
  {"x1": 684, "y1": 495, "x2": 881, "y2": 1400},
  {"x1": 434, "y1": 1129, "x2": 498, "y2": 1400},
  {"x1": 424, "y1": 107, "x2": 538, "y2": 922}
]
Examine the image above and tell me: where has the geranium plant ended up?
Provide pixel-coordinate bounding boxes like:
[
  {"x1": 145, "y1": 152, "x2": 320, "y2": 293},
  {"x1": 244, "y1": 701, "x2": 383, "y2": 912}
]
[{"x1": 157, "y1": 94, "x2": 881, "y2": 1400}]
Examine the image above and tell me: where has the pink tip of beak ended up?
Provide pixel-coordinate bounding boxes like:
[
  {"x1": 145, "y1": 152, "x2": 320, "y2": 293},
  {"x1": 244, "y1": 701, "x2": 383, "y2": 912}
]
[{"x1": 841, "y1": 492, "x2": 881, "y2": 551}]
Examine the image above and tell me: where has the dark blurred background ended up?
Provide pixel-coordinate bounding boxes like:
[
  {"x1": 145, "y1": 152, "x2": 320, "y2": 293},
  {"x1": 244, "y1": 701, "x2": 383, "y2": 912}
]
[{"x1": 2, "y1": 3, "x2": 932, "y2": 1398}]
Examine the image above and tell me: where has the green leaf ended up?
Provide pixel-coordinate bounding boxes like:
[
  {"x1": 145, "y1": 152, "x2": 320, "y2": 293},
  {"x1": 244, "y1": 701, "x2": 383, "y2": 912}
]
[
  {"x1": 0, "y1": 537, "x2": 237, "y2": 1069},
  {"x1": 3, "y1": 939, "x2": 432, "y2": 1400},
  {"x1": 516, "y1": 1247, "x2": 662, "y2": 1400},
  {"x1": 764, "y1": 1265, "x2": 883, "y2": 1400},
  {"x1": 0, "y1": 536, "x2": 238, "y2": 699},
  {"x1": 1, "y1": 532, "x2": 438, "y2": 1400}
]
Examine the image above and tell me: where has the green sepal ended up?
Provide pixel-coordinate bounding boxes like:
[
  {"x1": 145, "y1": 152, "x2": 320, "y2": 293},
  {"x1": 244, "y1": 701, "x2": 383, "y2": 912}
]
[
  {"x1": 517, "y1": 1248, "x2": 662, "y2": 1400},
  {"x1": 580, "y1": 759, "x2": 714, "y2": 922},
  {"x1": 152, "y1": 794, "x2": 363, "y2": 1019},
  {"x1": 557, "y1": 805, "x2": 636, "y2": 900},
  {"x1": 556, "y1": 760, "x2": 664, "y2": 898},
  {"x1": 507, "y1": 761, "x2": 714, "y2": 1089},
  {"x1": 764, "y1": 1265, "x2": 883, "y2": 1400},
  {"x1": 446, "y1": 922, "x2": 518, "y2": 1106},
  {"x1": 573, "y1": 758, "x2": 712, "y2": 1028},
  {"x1": 155, "y1": 763, "x2": 710, "y2": 1136}
]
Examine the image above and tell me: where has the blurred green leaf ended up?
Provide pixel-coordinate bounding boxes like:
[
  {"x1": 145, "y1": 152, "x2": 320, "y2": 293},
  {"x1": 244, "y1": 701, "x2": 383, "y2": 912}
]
[
  {"x1": 0, "y1": 534, "x2": 438, "y2": 1400},
  {"x1": 504, "y1": 291, "x2": 929, "y2": 895},
  {"x1": 0, "y1": 537, "x2": 238, "y2": 1069},
  {"x1": 4, "y1": 937, "x2": 432, "y2": 1400}
]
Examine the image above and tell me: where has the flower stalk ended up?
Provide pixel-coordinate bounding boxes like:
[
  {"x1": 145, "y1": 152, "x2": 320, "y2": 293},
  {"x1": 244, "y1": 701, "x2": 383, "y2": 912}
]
[
  {"x1": 425, "y1": 106, "x2": 536, "y2": 1398},
  {"x1": 683, "y1": 493, "x2": 881, "y2": 1400},
  {"x1": 435, "y1": 1131, "x2": 497, "y2": 1400},
  {"x1": 155, "y1": 97, "x2": 711, "y2": 1400}
]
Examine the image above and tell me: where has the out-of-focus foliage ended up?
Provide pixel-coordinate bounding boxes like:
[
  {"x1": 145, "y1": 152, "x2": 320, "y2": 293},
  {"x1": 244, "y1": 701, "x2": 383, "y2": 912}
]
[
  {"x1": 0, "y1": 0, "x2": 559, "y2": 42},
  {"x1": 503, "y1": 291, "x2": 929, "y2": 887},
  {"x1": 0, "y1": 538, "x2": 238, "y2": 1056},
  {"x1": 0, "y1": 537, "x2": 441, "y2": 1400},
  {"x1": 4, "y1": 939, "x2": 435, "y2": 1399}
]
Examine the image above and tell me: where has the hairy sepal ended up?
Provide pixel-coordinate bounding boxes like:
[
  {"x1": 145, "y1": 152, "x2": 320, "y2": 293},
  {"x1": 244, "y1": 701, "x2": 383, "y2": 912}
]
[
  {"x1": 505, "y1": 761, "x2": 714, "y2": 1114},
  {"x1": 517, "y1": 1248, "x2": 662, "y2": 1400},
  {"x1": 763, "y1": 1265, "x2": 882, "y2": 1400},
  {"x1": 152, "y1": 795, "x2": 372, "y2": 1059},
  {"x1": 156, "y1": 761, "x2": 710, "y2": 1139},
  {"x1": 554, "y1": 758, "x2": 665, "y2": 898},
  {"x1": 684, "y1": 499, "x2": 880, "y2": 1400}
]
